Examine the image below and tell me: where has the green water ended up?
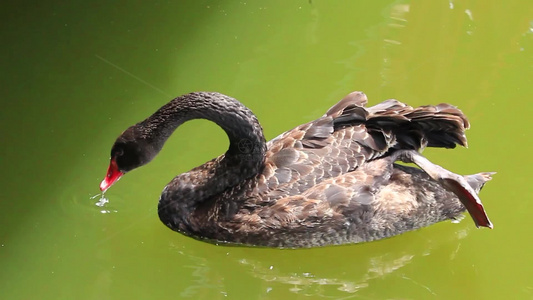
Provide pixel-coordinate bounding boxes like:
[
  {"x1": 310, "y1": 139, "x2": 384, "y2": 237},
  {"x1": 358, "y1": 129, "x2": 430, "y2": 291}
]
[{"x1": 1, "y1": 1, "x2": 532, "y2": 299}]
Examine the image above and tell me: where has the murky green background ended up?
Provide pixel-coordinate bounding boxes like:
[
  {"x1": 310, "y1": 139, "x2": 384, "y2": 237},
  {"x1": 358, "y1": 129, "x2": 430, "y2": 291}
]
[{"x1": 1, "y1": 1, "x2": 532, "y2": 299}]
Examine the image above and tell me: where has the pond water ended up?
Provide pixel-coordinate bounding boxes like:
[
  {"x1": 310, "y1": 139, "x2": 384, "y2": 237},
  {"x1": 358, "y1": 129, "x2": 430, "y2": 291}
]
[{"x1": 1, "y1": 1, "x2": 532, "y2": 299}]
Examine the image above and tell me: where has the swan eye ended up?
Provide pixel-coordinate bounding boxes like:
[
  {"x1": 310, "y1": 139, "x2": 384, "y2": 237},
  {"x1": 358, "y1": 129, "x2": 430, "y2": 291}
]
[{"x1": 112, "y1": 147, "x2": 124, "y2": 157}]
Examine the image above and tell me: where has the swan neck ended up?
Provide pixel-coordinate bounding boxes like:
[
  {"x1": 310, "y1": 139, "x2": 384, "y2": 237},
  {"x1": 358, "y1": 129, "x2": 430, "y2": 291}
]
[
  {"x1": 150, "y1": 92, "x2": 266, "y2": 233},
  {"x1": 144, "y1": 92, "x2": 266, "y2": 164}
]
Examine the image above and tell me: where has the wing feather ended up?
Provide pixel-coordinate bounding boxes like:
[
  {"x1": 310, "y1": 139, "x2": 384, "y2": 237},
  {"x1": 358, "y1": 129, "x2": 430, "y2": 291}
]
[{"x1": 257, "y1": 91, "x2": 470, "y2": 203}]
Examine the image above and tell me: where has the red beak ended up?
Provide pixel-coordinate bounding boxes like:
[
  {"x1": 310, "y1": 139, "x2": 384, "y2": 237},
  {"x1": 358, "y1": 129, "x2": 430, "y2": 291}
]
[{"x1": 100, "y1": 158, "x2": 124, "y2": 191}]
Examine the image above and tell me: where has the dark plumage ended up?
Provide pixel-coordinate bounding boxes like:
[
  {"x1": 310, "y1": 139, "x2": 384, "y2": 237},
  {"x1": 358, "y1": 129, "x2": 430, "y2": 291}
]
[{"x1": 100, "y1": 91, "x2": 493, "y2": 248}]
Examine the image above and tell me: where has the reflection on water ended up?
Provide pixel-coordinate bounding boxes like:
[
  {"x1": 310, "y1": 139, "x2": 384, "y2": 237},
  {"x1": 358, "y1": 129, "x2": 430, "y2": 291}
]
[
  {"x1": 164, "y1": 223, "x2": 471, "y2": 298},
  {"x1": 179, "y1": 252, "x2": 227, "y2": 298},
  {"x1": 238, "y1": 230, "x2": 469, "y2": 297}
]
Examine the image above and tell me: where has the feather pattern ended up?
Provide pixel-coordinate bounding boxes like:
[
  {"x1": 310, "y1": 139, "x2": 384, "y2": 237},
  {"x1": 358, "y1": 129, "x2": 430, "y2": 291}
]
[{"x1": 102, "y1": 91, "x2": 492, "y2": 248}]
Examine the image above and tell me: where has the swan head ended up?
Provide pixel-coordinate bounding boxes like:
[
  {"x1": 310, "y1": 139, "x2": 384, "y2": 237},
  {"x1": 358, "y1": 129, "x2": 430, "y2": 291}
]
[{"x1": 100, "y1": 125, "x2": 157, "y2": 191}]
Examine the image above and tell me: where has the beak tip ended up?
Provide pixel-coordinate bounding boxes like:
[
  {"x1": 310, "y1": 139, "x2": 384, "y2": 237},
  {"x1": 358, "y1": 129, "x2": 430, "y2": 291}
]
[
  {"x1": 100, "y1": 159, "x2": 123, "y2": 192},
  {"x1": 99, "y1": 179, "x2": 109, "y2": 192}
]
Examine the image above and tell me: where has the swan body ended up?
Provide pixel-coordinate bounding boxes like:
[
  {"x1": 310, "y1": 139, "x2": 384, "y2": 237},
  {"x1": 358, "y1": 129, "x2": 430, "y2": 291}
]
[{"x1": 100, "y1": 91, "x2": 493, "y2": 248}]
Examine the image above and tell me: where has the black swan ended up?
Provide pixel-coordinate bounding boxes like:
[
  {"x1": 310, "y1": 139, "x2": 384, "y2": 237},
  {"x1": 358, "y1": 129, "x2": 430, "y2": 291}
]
[{"x1": 100, "y1": 91, "x2": 493, "y2": 248}]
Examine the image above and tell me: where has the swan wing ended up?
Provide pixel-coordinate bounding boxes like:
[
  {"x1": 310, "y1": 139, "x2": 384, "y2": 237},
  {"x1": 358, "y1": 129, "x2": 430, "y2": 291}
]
[{"x1": 258, "y1": 91, "x2": 469, "y2": 198}]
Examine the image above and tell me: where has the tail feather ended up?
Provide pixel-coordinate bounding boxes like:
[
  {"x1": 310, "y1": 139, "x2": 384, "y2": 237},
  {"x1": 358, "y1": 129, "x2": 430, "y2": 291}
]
[{"x1": 356, "y1": 99, "x2": 470, "y2": 151}]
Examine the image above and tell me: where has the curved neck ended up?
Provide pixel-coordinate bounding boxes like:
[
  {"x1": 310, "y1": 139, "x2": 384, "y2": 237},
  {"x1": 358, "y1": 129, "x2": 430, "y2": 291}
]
[
  {"x1": 139, "y1": 92, "x2": 266, "y2": 233},
  {"x1": 141, "y1": 92, "x2": 266, "y2": 169}
]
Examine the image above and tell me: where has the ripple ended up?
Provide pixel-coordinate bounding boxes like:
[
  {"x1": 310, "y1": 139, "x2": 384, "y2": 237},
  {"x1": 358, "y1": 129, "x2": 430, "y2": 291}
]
[
  {"x1": 56, "y1": 183, "x2": 122, "y2": 217},
  {"x1": 91, "y1": 193, "x2": 118, "y2": 214}
]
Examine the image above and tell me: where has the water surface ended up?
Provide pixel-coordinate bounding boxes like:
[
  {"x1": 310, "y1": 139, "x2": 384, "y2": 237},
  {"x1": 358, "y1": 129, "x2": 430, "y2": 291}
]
[{"x1": 1, "y1": 1, "x2": 532, "y2": 299}]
